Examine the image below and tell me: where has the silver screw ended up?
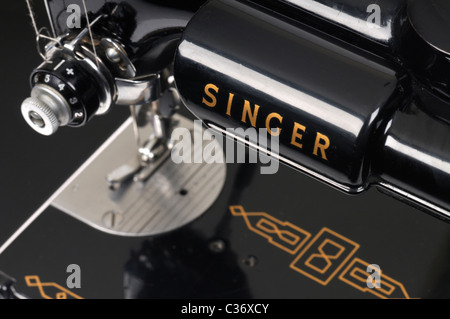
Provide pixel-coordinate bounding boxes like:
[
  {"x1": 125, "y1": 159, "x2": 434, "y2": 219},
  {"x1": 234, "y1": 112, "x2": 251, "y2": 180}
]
[
  {"x1": 242, "y1": 255, "x2": 258, "y2": 267},
  {"x1": 209, "y1": 239, "x2": 226, "y2": 253},
  {"x1": 102, "y1": 210, "x2": 123, "y2": 228},
  {"x1": 106, "y1": 47, "x2": 121, "y2": 63}
]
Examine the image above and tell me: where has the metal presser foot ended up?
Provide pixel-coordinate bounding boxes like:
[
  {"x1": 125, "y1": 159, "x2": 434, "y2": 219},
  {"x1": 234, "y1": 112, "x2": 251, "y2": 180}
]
[
  {"x1": 106, "y1": 95, "x2": 178, "y2": 191},
  {"x1": 50, "y1": 77, "x2": 226, "y2": 237}
]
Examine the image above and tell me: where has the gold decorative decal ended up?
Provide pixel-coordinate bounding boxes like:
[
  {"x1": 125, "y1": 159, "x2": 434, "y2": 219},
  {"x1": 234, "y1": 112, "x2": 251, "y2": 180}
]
[
  {"x1": 229, "y1": 205, "x2": 411, "y2": 299},
  {"x1": 230, "y1": 206, "x2": 311, "y2": 255},
  {"x1": 25, "y1": 275, "x2": 83, "y2": 299},
  {"x1": 339, "y1": 258, "x2": 410, "y2": 299},
  {"x1": 290, "y1": 228, "x2": 359, "y2": 286}
]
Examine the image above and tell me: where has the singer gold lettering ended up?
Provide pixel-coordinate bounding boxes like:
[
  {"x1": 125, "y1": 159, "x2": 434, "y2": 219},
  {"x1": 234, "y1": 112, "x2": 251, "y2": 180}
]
[{"x1": 201, "y1": 83, "x2": 331, "y2": 161}]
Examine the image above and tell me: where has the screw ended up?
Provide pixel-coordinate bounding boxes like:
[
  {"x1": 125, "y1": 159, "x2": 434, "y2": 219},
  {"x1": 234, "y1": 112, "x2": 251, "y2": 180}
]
[
  {"x1": 242, "y1": 255, "x2": 258, "y2": 267},
  {"x1": 209, "y1": 239, "x2": 226, "y2": 253},
  {"x1": 106, "y1": 47, "x2": 121, "y2": 63},
  {"x1": 28, "y1": 111, "x2": 45, "y2": 128},
  {"x1": 102, "y1": 210, "x2": 123, "y2": 228}
]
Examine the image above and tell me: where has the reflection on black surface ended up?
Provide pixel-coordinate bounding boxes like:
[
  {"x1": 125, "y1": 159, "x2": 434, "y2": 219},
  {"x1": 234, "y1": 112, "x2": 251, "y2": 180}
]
[
  {"x1": 93, "y1": 2, "x2": 138, "y2": 44},
  {"x1": 123, "y1": 157, "x2": 259, "y2": 298},
  {"x1": 124, "y1": 229, "x2": 251, "y2": 298}
]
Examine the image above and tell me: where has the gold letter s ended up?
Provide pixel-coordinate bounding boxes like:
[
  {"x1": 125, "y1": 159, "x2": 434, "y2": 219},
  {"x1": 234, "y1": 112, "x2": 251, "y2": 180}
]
[{"x1": 202, "y1": 83, "x2": 219, "y2": 107}]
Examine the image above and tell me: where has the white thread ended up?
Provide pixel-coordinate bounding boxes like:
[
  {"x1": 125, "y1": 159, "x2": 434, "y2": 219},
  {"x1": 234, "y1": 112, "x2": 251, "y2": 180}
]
[
  {"x1": 25, "y1": 0, "x2": 61, "y2": 61},
  {"x1": 81, "y1": 0, "x2": 100, "y2": 68},
  {"x1": 25, "y1": 0, "x2": 39, "y2": 37}
]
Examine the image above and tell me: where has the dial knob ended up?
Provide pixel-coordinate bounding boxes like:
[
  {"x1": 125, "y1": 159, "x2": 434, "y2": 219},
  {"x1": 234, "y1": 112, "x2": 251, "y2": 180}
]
[
  {"x1": 21, "y1": 84, "x2": 71, "y2": 136},
  {"x1": 21, "y1": 48, "x2": 114, "y2": 135}
]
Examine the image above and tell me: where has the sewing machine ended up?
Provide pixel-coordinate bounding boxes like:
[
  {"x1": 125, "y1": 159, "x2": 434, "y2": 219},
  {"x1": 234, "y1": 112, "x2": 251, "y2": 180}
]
[{"x1": 0, "y1": 0, "x2": 449, "y2": 299}]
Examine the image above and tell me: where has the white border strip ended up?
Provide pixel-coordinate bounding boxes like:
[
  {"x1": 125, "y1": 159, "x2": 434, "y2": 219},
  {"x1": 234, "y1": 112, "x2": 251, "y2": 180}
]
[{"x1": 0, "y1": 118, "x2": 132, "y2": 255}]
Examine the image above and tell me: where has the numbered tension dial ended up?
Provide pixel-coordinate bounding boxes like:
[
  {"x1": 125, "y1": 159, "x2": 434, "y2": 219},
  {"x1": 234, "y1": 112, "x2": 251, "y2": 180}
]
[{"x1": 21, "y1": 54, "x2": 110, "y2": 136}]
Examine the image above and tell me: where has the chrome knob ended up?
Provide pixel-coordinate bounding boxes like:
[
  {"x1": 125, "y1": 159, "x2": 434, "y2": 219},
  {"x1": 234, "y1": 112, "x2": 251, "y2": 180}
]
[
  {"x1": 21, "y1": 84, "x2": 72, "y2": 136},
  {"x1": 21, "y1": 97, "x2": 58, "y2": 135}
]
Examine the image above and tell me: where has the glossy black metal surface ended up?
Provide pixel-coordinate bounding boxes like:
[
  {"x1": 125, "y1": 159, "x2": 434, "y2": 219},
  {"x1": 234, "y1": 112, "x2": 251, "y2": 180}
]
[
  {"x1": 173, "y1": 0, "x2": 450, "y2": 221},
  {"x1": 47, "y1": 0, "x2": 206, "y2": 75},
  {"x1": 2, "y1": 159, "x2": 450, "y2": 299},
  {"x1": 175, "y1": 0, "x2": 405, "y2": 193},
  {"x1": 400, "y1": 0, "x2": 450, "y2": 105},
  {"x1": 374, "y1": 99, "x2": 450, "y2": 221},
  {"x1": 244, "y1": 0, "x2": 409, "y2": 66},
  {"x1": 277, "y1": 0, "x2": 407, "y2": 46},
  {"x1": 407, "y1": 0, "x2": 450, "y2": 54}
]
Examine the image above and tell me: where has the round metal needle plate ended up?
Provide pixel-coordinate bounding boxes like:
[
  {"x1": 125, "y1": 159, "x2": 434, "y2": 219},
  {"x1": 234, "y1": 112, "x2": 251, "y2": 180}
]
[{"x1": 51, "y1": 115, "x2": 226, "y2": 236}]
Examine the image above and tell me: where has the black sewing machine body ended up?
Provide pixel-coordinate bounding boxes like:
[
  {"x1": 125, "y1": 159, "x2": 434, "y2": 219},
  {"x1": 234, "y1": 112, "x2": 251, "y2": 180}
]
[
  {"x1": 0, "y1": 0, "x2": 450, "y2": 299},
  {"x1": 2, "y1": 156, "x2": 450, "y2": 299}
]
